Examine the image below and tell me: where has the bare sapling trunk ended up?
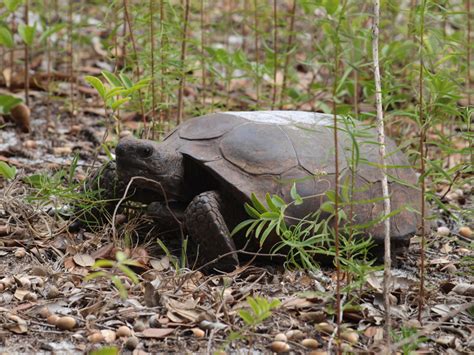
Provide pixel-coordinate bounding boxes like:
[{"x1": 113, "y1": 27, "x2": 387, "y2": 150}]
[{"x1": 372, "y1": 0, "x2": 392, "y2": 347}]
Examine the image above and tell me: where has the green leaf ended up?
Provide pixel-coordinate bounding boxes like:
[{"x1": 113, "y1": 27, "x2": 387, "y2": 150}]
[
  {"x1": 0, "y1": 26, "x2": 14, "y2": 48},
  {"x1": 92, "y1": 259, "x2": 115, "y2": 268},
  {"x1": 0, "y1": 95, "x2": 22, "y2": 114},
  {"x1": 238, "y1": 309, "x2": 254, "y2": 326},
  {"x1": 117, "y1": 264, "x2": 139, "y2": 284},
  {"x1": 110, "y1": 97, "x2": 129, "y2": 111},
  {"x1": 18, "y1": 23, "x2": 36, "y2": 45},
  {"x1": 118, "y1": 73, "x2": 133, "y2": 89},
  {"x1": 324, "y1": 0, "x2": 339, "y2": 15},
  {"x1": 250, "y1": 193, "x2": 267, "y2": 213},
  {"x1": 85, "y1": 76, "x2": 106, "y2": 99},
  {"x1": 84, "y1": 271, "x2": 108, "y2": 281},
  {"x1": 90, "y1": 346, "x2": 119, "y2": 355},
  {"x1": 102, "y1": 70, "x2": 122, "y2": 88},
  {"x1": 244, "y1": 203, "x2": 261, "y2": 219},
  {"x1": 111, "y1": 275, "x2": 128, "y2": 300},
  {"x1": 0, "y1": 161, "x2": 16, "y2": 180},
  {"x1": 231, "y1": 219, "x2": 255, "y2": 236},
  {"x1": 3, "y1": 0, "x2": 22, "y2": 12},
  {"x1": 39, "y1": 23, "x2": 66, "y2": 43},
  {"x1": 290, "y1": 183, "x2": 303, "y2": 206},
  {"x1": 320, "y1": 201, "x2": 334, "y2": 213}
]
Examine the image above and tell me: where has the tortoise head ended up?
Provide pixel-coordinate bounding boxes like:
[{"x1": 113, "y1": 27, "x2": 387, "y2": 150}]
[{"x1": 115, "y1": 137, "x2": 185, "y2": 200}]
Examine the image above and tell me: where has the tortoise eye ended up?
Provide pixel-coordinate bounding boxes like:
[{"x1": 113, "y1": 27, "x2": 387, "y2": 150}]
[{"x1": 139, "y1": 146, "x2": 153, "y2": 158}]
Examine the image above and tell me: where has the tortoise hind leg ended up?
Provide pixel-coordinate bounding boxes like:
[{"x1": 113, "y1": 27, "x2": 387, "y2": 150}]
[{"x1": 185, "y1": 191, "x2": 239, "y2": 272}]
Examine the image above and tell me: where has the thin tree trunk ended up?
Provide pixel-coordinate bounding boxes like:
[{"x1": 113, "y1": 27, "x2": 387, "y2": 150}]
[
  {"x1": 177, "y1": 0, "x2": 190, "y2": 124},
  {"x1": 372, "y1": 0, "x2": 392, "y2": 347},
  {"x1": 417, "y1": 0, "x2": 427, "y2": 325}
]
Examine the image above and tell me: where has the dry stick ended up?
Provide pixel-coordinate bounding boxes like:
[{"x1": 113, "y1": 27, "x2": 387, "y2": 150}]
[
  {"x1": 200, "y1": 0, "x2": 206, "y2": 108},
  {"x1": 68, "y1": 0, "x2": 74, "y2": 118},
  {"x1": 372, "y1": 0, "x2": 392, "y2": 346},
  {"x1": 417, "y1": 0, "x2": 426, "y2": 324},
  {"x1": 279, "y1": 0, "x2": 296, "y2": 110},
  {"x1": 176, "y1": 0, "x2": 190, "y2": 125},
  {"x1": 332, "y1": 24, "x2": 342, "y2": 355},
  {"x1": 150, "y1": 0, "x2": 156, "y2": 139},
  {"x1": 253, "y1": 0, "x2": 260, "y2": 107},
  {"x1": 123, "y1": 0, "x2": 146, "y2": 130},
  {"x1": 24, "y1": 0, "x2": 29, "y2": 106},
  {"x1": 271, "y1": 0, "x2": 278, "y2": 109}
]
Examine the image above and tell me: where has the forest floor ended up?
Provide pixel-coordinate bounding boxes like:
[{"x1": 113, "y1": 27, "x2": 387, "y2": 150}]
[
  {"x1": 0, "y1": 7, "x2": 473, "y2": 354},
  {"x1": 0, "y1": 74, "x2": 472, "y2": 355}
]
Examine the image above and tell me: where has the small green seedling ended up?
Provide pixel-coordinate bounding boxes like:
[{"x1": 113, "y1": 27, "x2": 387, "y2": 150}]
[{"x1": 85, "y1": 251, "x2": 141, "y2": 300}]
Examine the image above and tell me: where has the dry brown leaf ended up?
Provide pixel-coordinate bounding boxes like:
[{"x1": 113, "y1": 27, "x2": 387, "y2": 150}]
[
  {"x1": 73, "y1": 254, "x2": 95, "y2": 267},
  {"x1": 138, "y1": 328, "x2": 175, "y2": 339},
  {"x1": 150, "y1": 256, "x2": 170, "y2": 272}
]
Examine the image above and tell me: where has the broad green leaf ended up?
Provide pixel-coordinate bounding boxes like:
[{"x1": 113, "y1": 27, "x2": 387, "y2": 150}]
[
  {"x1": 0, "y1": 26, "x2": 14, "y2": 48},
  {"x1": 85, "y1": 76, "x2": 106, "y2": 99},
  {"x1": 110, "y1": 97, "x2": 129, "y2": 111},
  {"x1": 102, "y1": 70, "x2": 122, "y2": 88},
  {"x1": 0, "y1": 161, "x2": 16, "y2": 180},
  {"x1": 324, "y1": 0, "x2": 339, "y2": 15},
  {"x1": 320, "y1": 201, "x2": 334, "y2": 213},
  {"x1": 118, "y1": 73, "x2": 133, "y2": 89},
  {"x1": 3, "y1": 0, "x2": 22, "y2": 12},
  {"x1": 39, "y1": 23, "x2": 65, "y2": 43},
  {"x1": 18, "y1": 23, "x2": 36, "y2": 45},
  {"x1": 0, "y1": 95, "x2": 22, "y2": 114}
]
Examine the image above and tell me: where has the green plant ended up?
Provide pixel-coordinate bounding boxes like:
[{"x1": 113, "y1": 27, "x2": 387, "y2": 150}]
[
  {"x1": 392, "y1": 326, "x2": 428, "y2": 355},
  {"x1": 85, "y1": 251, "x2": 140, "y2": 300},
  {"x1": 0, "y1": 161, "x2": 16, "y2": 180},
  {"x1": 226, "y1": 296, "x2": 281, "y2": 348},
  {"x1": 238, "y1": 296, "x2": 281, "y2": 329}
]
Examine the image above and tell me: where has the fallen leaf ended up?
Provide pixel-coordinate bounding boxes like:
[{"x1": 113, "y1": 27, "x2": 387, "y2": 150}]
[
  {"x1": 73, "y1": 254, "x2": 95, "y2": 267},
  {"x1": 138, "y1": 328, "x2": 174, "y2": 338}
]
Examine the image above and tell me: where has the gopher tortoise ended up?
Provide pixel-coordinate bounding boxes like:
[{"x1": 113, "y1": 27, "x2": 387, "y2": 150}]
[{"x1": 114, "y1": 111, "x2": 422, "y2": 271}]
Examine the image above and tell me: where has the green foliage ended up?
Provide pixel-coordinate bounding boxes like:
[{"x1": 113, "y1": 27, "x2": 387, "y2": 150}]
[
  {"x1": 0, "y1": 94, "x2": 22, "y2": 114},
  {"x1": 18, "y1": 22, "x2": 36, "y2": 45},
  {"x1": 392, "y1": 327, "x2": 428, "y2": 355},
  {"x1": 85, "y1": 71, "x2": 150, "y2": 112},
  {"x1": 85, "y1": 251, "x2": 141, "y2": 300},
  {"x1": 0, "y1": 26, "x2": 14, "y2": 48},
  {"x1": 0, "y1": 161, "x2": 16, "y2": 180},
  {"x1": 90, "y1": 346, "x2": 119, "y2": 355},
  {"x1": 3, "y1": 0, "x2": 22, "y2": 13},
  {"x1": 238, "y1": 296, "x2": 281, "y2": 328}
]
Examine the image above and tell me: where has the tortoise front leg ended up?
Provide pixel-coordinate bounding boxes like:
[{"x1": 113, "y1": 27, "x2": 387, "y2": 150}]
[{"x1": 185, "y1": 191, "x2": 239, "y2": 272}]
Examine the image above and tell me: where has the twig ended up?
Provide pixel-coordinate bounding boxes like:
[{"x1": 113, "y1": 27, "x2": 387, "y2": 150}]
[
  {"x1": 176, "y1": 0, "x2": 190, "y2": 124},
  {"x1": 372, "y1": 0, "x2": 392, "y2": 346}
]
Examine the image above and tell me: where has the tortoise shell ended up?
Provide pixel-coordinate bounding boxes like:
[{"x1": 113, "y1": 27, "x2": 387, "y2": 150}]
[{"x1": 163, "y1": 111, "x2": 421, "y2": 244}]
